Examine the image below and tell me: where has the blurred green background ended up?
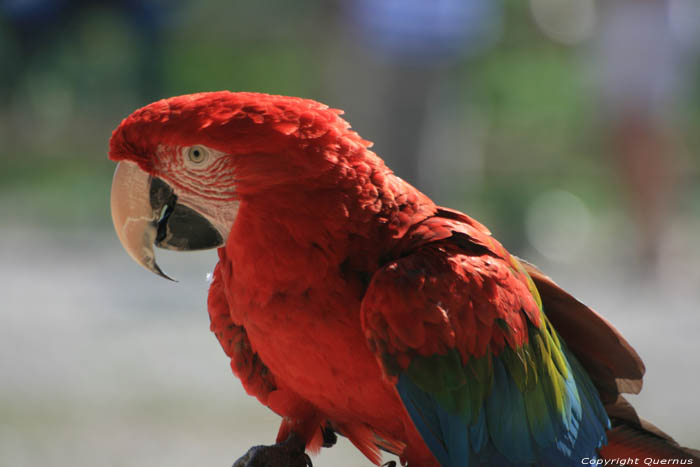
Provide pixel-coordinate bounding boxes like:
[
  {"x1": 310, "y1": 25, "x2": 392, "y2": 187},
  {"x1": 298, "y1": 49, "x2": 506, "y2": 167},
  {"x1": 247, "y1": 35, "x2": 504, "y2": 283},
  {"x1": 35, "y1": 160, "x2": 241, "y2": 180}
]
[{"x1": 1, "y1": 1, "x2": 699, "y2": 466}]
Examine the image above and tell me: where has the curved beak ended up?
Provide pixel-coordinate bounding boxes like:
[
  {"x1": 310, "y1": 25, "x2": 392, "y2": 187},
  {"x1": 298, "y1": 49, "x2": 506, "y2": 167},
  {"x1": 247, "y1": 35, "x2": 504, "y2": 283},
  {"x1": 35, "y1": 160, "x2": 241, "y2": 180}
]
[
  {"x1": 110, "y1": 162, "x2": 225, "y2": 281},
  {"x1": 111, "y1": 162, "x2": 174, "y2": 280}
]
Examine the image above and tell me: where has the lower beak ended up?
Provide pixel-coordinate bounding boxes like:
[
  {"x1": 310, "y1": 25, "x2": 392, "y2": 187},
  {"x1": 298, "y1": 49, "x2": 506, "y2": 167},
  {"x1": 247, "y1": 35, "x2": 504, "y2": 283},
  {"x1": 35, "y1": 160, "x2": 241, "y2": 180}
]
[{"x1": 110, "y1": 162, "x2": 224, "y2": 280}]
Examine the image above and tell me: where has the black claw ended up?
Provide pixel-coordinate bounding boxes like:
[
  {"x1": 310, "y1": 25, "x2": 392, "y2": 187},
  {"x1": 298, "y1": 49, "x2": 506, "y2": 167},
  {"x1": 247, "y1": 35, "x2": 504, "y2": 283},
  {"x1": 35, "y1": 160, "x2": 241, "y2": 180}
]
[
  {"x1": 381, "y1": 462, "x2": 397, "y2": 467},
  {"x1": 232, "y1": 433, "x2": 311, "y2": 467},
  {"x1": 321, "y1": 425, "x2": 337, "y2": 448}
]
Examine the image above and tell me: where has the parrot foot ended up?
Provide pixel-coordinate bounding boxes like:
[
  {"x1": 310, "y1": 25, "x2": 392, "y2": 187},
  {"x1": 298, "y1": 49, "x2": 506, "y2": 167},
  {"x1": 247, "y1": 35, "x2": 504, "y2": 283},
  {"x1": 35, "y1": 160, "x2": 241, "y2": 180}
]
[{"x1": 232, "y1": 433, "x2": 312, "y2": 467}]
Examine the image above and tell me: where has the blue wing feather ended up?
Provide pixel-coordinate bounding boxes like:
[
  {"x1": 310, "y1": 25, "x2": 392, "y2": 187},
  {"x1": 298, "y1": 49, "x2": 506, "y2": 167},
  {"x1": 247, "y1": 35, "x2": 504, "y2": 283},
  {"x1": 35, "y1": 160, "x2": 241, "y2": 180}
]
[
  {"x1": 469, "y1": 407, "x2": 488, "y2": 454},
  {"x1": 396, "y1": 342, "x2": 609, "y2": 466},
  {"x1": 486, "y1": 358, "x2": 537, "y2": 463},
  {"x1": 397, "y1": 373, "x2": 462, "y2": 467}
]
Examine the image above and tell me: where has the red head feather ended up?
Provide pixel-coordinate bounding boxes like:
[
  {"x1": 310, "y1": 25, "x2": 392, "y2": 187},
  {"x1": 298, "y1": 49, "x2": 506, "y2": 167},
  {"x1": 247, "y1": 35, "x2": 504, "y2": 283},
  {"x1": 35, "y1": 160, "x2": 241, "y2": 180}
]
[{"x1": 108, "y1": 91, "x2": 375, "y2": 185}]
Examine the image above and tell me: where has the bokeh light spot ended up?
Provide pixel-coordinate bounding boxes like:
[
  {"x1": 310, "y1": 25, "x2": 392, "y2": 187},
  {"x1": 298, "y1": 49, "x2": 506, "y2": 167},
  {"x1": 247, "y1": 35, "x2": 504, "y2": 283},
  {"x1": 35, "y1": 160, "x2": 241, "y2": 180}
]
[
  {"x1": 525, "y1": 189, "x2": 592, "y2": 262},
  {"x1": 529, "y1": 0, "x2": 597, "y2": 45}
]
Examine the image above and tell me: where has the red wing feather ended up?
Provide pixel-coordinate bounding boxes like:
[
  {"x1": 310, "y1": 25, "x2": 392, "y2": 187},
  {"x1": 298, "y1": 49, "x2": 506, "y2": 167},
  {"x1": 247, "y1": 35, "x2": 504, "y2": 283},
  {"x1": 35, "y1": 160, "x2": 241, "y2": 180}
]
[
  {"x1": 601, "y1": 396, "x2": 700, "y2": 460},
  {"x1": 602, "y1": 425, "x2": 700, "y2": 460}
]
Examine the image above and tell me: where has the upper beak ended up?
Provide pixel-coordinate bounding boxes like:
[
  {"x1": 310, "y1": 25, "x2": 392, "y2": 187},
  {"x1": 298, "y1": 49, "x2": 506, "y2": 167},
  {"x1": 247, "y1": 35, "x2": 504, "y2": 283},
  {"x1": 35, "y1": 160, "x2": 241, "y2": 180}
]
[
  {"x1": 110, "y1": 161, "x2": 224, "y2": 281},
  {"x1": 110, "y1": 162, "x2": 174, "y2": 280}
]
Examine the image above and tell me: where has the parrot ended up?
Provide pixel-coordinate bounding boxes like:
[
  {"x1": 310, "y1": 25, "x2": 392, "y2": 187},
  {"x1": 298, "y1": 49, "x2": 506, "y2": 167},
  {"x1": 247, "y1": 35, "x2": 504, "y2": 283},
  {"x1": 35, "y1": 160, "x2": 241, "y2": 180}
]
[{"x1": 109, "y1": 91, "x2": 699, "y2": 466}]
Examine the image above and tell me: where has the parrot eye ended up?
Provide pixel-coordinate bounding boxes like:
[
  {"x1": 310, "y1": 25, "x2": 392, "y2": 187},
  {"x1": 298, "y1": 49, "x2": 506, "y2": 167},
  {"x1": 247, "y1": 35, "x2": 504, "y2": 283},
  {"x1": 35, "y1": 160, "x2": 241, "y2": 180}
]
[{"x1": 186, "y1": 145, "x2": 209, "y2": 165}]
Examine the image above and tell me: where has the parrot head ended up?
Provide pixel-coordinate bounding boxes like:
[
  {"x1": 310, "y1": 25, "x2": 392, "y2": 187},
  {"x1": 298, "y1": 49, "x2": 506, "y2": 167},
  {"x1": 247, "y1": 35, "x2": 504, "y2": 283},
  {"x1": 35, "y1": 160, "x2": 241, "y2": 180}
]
[
  {"x1": 108, "y1": 91, "x2": 369, "y2": 279},
  {"x1": 109, "y1": 144, "x2": 231, "y2": 280}
]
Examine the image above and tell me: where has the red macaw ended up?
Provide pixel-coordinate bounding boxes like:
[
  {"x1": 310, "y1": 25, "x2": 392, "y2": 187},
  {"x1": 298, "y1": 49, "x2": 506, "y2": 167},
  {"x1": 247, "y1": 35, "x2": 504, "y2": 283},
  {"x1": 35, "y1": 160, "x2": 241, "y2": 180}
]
[{"x1": 109, "y1": 91, "x2": 698, "y2": 466}]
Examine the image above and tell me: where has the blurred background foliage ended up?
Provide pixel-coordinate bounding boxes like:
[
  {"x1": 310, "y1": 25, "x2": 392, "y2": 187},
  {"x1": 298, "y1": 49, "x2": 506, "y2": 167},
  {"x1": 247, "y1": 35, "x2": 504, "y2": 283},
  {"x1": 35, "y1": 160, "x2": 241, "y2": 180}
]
[
  {"x1": 1, "y1": 0, "x2": 698, "y2": 264},
  {"x1": 1, "y1": 0, "x2": 697, "y2": 254},
  {"x1": 1, "y1": 1, "x2": 699, "y2": 466}
]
